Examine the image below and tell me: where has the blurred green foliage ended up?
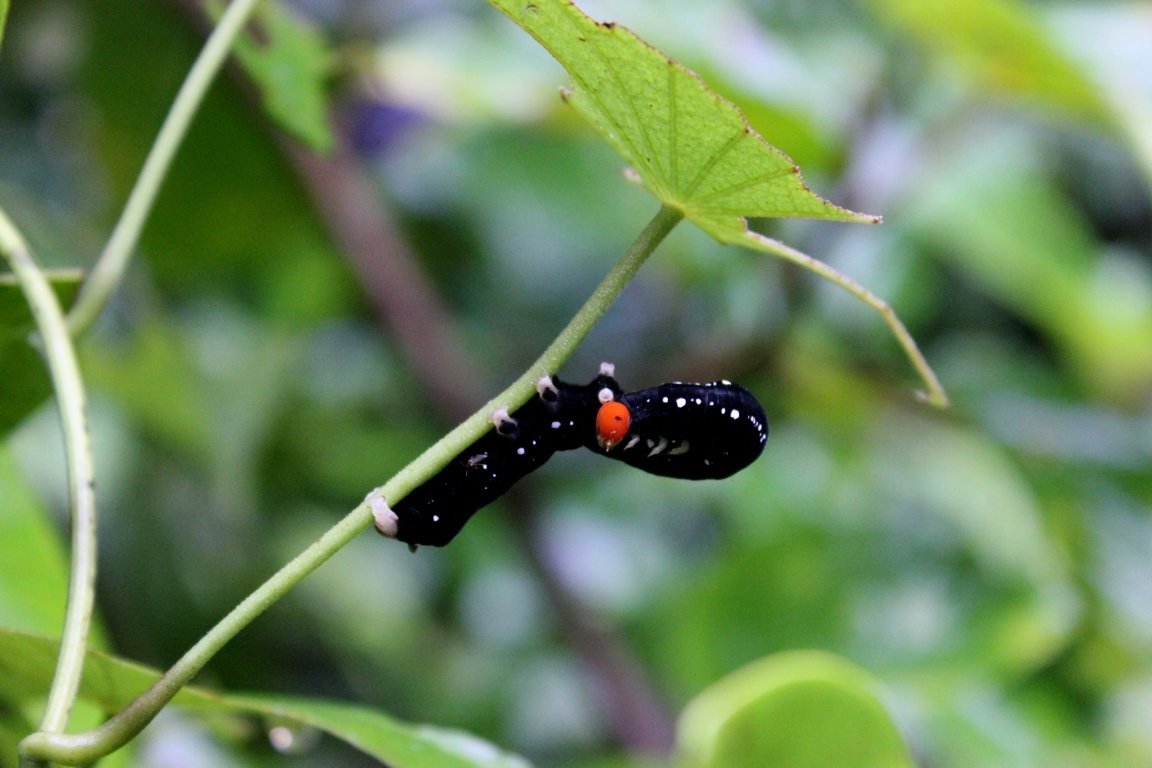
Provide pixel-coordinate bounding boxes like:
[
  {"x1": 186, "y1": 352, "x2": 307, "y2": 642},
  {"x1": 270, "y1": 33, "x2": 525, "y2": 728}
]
[{"x1": 1, "y1": 0, "x2": 1150, "y2": 766}]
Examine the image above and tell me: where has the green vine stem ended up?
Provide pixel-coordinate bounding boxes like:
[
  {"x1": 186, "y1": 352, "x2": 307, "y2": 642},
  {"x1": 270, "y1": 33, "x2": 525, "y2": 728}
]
[
  {"x1": 18, "y1": 204, "x2": 684, "y2": 766},
  {"x1": 65, "y1": 0, "x2": 263, "y2": 336},
  {"x1": 0, "y1": 210, "x2": 99, "y2": 758}
]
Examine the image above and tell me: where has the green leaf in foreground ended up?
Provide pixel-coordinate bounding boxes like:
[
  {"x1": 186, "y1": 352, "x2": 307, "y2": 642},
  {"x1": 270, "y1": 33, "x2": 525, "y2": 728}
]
[
  {"x1": 4, "y1": 628, "x2": 531, "y2": 767},
  {"x1": 678, "y1": 651, "x2": 914, "y2": 768},
  {"x1": 485, "y1": 0, "x2": 947, "y2": 405},
  {"x1": 0, "y1": 270, "x2": 83, "y2": 435}
]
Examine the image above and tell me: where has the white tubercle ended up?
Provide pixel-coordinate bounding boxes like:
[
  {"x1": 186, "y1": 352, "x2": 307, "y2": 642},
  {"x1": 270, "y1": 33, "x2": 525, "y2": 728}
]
[
  {"x1": 368, "y1": 495, "x2": 398, "y2": 538},
  {"x1": 598, "y1": 387, "x2": 615, "y2": 404},
  {"x1": 599, "y1": 361, "x2": 616, "y2": 377},
  {"x1": 536, "y1": 374, "x2": 558, "y2": 400}
]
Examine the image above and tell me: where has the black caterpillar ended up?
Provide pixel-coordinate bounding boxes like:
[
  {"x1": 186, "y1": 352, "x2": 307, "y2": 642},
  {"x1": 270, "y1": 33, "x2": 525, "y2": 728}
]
[{"x1": 372, "y1": 364, "x2": 768, "y2": 548}]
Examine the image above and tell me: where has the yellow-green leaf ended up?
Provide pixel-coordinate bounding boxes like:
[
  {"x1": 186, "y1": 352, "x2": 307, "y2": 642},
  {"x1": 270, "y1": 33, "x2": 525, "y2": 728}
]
[
  {"x1": 679, "y1": 650, "x2": 913, "y2": 768},
  {"x1": 486, "y1": 0, "x2": 876, "y2": 231},
  {"x1": 0, "y1": 0, "x2": 9, "y2": 57},
  {"x1": 868, "y1": 0, "x2": 1111, "y2": 124},
  {"x1": 230, "y1": 2, "x2": 334, "y2": 151}
]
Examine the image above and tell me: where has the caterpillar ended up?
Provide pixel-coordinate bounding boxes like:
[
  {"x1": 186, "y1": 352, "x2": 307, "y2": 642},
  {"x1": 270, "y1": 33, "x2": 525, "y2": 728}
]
[{"x1": 372, "y1": 364, "x2": 768, "y2": 549}]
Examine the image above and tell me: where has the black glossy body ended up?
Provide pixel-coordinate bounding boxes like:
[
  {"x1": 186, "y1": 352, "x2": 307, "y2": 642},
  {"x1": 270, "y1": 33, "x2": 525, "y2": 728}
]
[
  {"x1": 391, "y1": 371, "x2": 768, "y2": 548},
  {"x1": 393, "y1": 373, "x2": 620, "y2": 547},
  {"x1": 592, "y1": 381, "x2": 769, "y2": 479}
]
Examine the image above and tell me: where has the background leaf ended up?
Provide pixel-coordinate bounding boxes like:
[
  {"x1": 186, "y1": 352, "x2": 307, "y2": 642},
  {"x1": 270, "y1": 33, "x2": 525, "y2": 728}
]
[
  {"x1": 229, "y1": 1, "x2": 334, "y2": 151},
  {"x1": 0, "y1": 270, "x2": 82, "y2": 436},
  {"x1": 678, "y1": 651, "x2": 913, "y2": 768},
  {"x1": 0, "y1": 0, "x2": 8, "y2": 56},
  {"x1": 0, "y1": 448, "x2": 72, "y2": 638},
  {"x1": 868, "y1": 0, "x2": 1112, "y2": 123}
]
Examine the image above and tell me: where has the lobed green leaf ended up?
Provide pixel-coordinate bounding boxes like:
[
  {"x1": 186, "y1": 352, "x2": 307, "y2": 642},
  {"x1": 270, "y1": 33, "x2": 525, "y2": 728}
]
[{"x1": 486, "y1": 0, "x2": 878, "y2": 233}]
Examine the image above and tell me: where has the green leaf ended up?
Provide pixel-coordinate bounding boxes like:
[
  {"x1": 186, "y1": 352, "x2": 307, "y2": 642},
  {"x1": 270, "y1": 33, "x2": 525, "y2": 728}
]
[
  {"x1": 226, "y1": 695, "x2": 532, "y2": 768},
  {"x1": 0, "y1": 0, "x2": 9, "y2": 57},
  {"x1": 0, "y1": 270, "x2": 83, "y2": 435},
  {"x1": 0, "y1": 449, "x2": 72, "y2": 639},
  {"x1": 485, "y1": 0, "x2": 876, "y2": 232},
  {"x1": 868, "y1": 0, "x2": 1111, "y2": 124},
  {"x1": 1, "y1": 628, "x2": 532, "y2": 767},
  {"x1": 678, "y1": 651, "x2": 913, "y2": 768},
  {"x1": 229, "y1": 1, "x2": 334, "y2": 151},
  {"x1": 904, "y1": 135, "x2": 1152, "y2": 399}
]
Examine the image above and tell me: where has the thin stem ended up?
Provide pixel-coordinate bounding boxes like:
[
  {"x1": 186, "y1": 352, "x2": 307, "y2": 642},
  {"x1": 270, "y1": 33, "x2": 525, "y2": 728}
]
[
  {"x1": 19, "y1": 204, "x2": 683, "y2": 766},
  {"x1": 745, "y1": 230, "x2": 949, "y2": 407},
  {"x1": 0, "y1": 211, "x2": 99, "y2": 741},
  {"x1": 66, "y1": 0, "x2": 264, "y2": 335}
]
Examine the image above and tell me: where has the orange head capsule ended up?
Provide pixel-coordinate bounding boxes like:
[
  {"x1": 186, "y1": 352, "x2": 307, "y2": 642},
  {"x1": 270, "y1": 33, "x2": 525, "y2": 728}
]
[{"x1": 596, "y1": 400, "x2": 631, "y2": 451}]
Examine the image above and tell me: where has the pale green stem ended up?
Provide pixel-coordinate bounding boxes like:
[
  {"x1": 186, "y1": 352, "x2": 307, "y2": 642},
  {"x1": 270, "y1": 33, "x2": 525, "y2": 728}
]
[
  {"x1": 0, "y1": 211, "x2": 99, "y2": 744},
  {"x1": 66, "y1": 0, "x2": 264, "y2": 335},
  {"x1": 745, "y1": 230, "x2": 949, "y2": 408},
  {"x1": 19, "y1": 204, "x2": 684, "y2": 766}
]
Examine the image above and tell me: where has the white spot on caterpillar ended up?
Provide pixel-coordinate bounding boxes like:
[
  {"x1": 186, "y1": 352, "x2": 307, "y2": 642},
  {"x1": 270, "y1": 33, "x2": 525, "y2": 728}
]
[
  {"x1": 432, "y1": 514, "x2": 440, "y2": 522},
  {"x1": 517, "y1": 447, "x2": 525, "y2": 455},
  {"x1": 676, "y1": 397, "x2": 687, "y2": 408},
  {"x1": 669, "y1": 441, "x2": 690, "y2": 455},
  {"x1": 625, "y1": 435, "x2": 641, "y2": 450},
  {"x1": 551, "y1": 420, "x2": 561, "y2": 429},
  {"x1": 730, "y1": 409, "x2": 740, "y2": 420},
  {"x1": 662, "y1": 396, "x2": 669, "y2": 404}
]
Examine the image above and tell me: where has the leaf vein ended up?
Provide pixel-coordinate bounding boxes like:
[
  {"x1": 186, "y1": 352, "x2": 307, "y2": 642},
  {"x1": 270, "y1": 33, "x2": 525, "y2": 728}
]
[{"x1": 681, "y1": 127, "x2": 746, "y2": 199}]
